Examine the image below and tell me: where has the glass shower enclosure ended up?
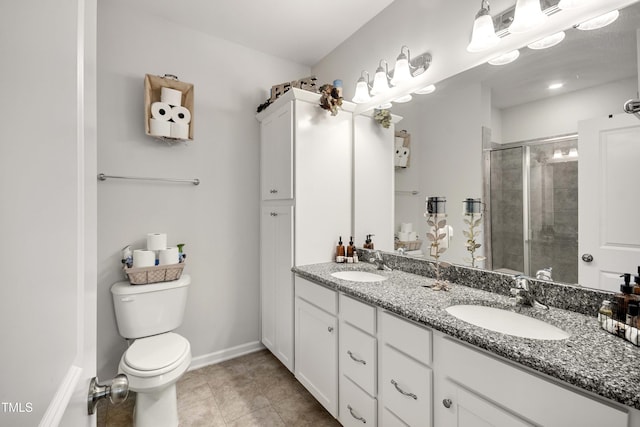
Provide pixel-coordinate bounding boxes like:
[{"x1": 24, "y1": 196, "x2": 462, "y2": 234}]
[{"x1": 486, "y1": 137, "x2": 578, "y2": 284}]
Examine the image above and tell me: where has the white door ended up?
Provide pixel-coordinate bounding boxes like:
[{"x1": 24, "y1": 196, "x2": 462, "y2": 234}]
[
  {"x1": 578, "y1": 113, "x2": 640, "y2": 291},
  {"x1": 0, "y1": 1, "x2": 98, "y2": 426}
]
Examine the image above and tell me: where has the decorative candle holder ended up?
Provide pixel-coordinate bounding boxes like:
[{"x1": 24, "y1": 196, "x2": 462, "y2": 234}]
[
  {"x1": 425, "y1": 196, "x2": 449, "y2": 290},
  {"x1": 462, "y1": 198, "x2": 486, "y2": 268}
]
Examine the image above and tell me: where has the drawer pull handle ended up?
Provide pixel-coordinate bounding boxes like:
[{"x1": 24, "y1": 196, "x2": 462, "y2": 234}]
[
  {"x1": 391, "y1": 379, "x2": 417, "y2": 400},
  {"x1": 442, "y1": 398, "x2": 452, "y2": 409},
  {"x1": 270, "y1": 189, "x2": 278, "y2": 194},
  {"x1": 347, "y1": 350, "x2": 367, "y2": 365},
  {"x1": 347, "y1": 405, "x2": 367, "y2": 423},
  {"x1": 328, "y1": 326, "x2": 334, "y2": 333}
]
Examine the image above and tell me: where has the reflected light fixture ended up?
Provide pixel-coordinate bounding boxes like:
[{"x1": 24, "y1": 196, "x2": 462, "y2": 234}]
[
  {"x1": 548, "y1": 82, "x2": 564, "y2": 90},
  {"x1": 576, "y1": 10, "x2": 619, "y2": 30},
  {"x1": 394, "y1": 94, "x2": 413, "y2": 103},
  {"x1": 558, "y1": 0, "x2": 592, "y2": 9},
  {"x1": 352, "y1": 71, "x2": 371, "y2": 104},
  {"x1": 528, "y1": 31, "x2": 565, "y2": 50},
  {"x1": 391, "y1": 46, "x2": 413, "y2": 86},
  {"x1": 467, "y1": 0, "x2": 500, "y2": 52},
  {"x1": 553, "y1": 149, "x2": 563, "y2": 159},
  {"x1": 568, "y1": 147, "x2": 578, "y2": 157},
  {"x1": 371, "y1": 60, "x2": 391, "y2": 95},
  {"x1": 488, "y1": 50, "x2": 520, "y2": 65},
  {"x1": 508, "y1": 0, "x2": 548, "y2": 34},
  {"x1": 415, "y1": 84, "x2": 436, "y2": 95}
]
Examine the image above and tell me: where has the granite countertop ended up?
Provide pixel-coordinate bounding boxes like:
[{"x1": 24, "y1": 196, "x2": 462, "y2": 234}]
[{"x1": 293, "y1": 262, "x2": 640, "y2": 411}]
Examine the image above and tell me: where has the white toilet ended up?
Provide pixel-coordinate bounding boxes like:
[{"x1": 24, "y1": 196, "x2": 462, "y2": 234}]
[{"x1": 111, "y1": 274, "x2": 192, "y2": 427}]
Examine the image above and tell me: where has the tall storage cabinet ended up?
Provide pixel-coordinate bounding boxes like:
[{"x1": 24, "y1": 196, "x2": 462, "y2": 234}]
[{"x1": 257, "y1": 89, "x2": 353, "y2": 372}]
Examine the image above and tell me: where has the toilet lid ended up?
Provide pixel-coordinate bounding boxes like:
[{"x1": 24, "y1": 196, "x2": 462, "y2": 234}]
[{"x1": 124, "y1": 333, "x2": 189, "y2": 371}]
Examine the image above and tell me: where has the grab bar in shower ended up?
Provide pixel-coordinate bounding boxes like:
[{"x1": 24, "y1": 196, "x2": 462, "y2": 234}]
[{"x1": 97, "y1": 173, "x2": 200, "y2": 186}]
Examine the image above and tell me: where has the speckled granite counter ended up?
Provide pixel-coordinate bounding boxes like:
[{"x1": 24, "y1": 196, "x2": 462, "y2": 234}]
[{"x1": 292, "y1": 262, "x2": 640, "y2": 411}]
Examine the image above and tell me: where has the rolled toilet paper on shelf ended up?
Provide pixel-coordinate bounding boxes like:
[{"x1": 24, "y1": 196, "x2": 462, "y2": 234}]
[
  {"x1": 147, "y1": 233, "x2": 167, "y2": 251},
  {"x1": 161, "y1": 87, "x2": 182, "y2": 106},
  {"x1": 158, "y1": 247, "x2": 180, "y2": 265},
  {"x1": 170, "y1": 122, "x2": 189, "y2": 139},
  {"x1": 398, "y1": 231, "x2": 410, "y2": 241},
  {"x1": 132, "y1": 250, "x2": 156, "y2": 268},
  {"x1": 149, "y1": 118, "x2": 171, "y2": 137},
  {"x1": 150, "y1": 101, "x2": 172, "y2": 121},
  {"x1": 400, "y1": 223, "x2": 413, "y2": 233},
  {"x1": 408, "y1": 231, "x2": 418, "y2": 241},
  {"x1": 171, "y1": 106, "x2": 191, "y2": 124}
]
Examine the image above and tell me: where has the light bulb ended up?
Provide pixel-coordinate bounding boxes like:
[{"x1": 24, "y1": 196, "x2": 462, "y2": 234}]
[
  {"x1": 371, "y1": 67, "x2": 390, "y2": 95},
  {"x1": 576, "y1": 10, "x2": 619, "y2": 31},
  {"x1": 352, "y1": 78, "x2": 371, "y2": 104},
  {"x1": 467, "y1": 10, "x2": 500, "y2": 52},
  {"x1": 391, "y1": 54, "x2": 412, "y2": 86},
  {"x1": 509, "y1": 0, "x2": 548, "y2": 34}
]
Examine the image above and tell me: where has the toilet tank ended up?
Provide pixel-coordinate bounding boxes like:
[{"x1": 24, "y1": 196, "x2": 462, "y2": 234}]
[{"x1": 111, "y1": 274, "x2": 190, "y2": 339}]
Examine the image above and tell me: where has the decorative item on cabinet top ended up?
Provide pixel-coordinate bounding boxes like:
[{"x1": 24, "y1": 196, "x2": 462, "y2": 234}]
[
  {"x1": 395, "y1": 130, "x2": 411, "y2": 168},
  {"x1": 256, "y1": 75, "x2": 318, "y2": 113},
  {"x1": 144, "y1": 74, "x2": 194, "y2": 141}
]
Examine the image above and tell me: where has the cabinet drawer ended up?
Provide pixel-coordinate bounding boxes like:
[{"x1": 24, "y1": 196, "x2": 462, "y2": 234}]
[
  {"x1": 340, "y1": 293, "x2": 376, "y2": 335},
  {"x1": 340, "y1": 322, "x2": 376, "y2": 395},
  {"x1": 295, "y1": 276, "x2": 337, "y2": 315},
  {"x1": 381, "y1": 408, "x2": 410, "y2": 427},
  {"x1": 340, "y1": 376, "x2": 377, "y2": 427},
  {"x1": 381, "y1": 344, "x2": 432, "y2": 427},
  {"x1": 380, "y1": 311, "x2": 432, "y2": 365}
]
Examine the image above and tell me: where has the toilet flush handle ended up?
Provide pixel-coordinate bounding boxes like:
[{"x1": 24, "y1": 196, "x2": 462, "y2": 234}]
[{"x1": 87, "y1": 374, "x2": 129, "y2": 415}]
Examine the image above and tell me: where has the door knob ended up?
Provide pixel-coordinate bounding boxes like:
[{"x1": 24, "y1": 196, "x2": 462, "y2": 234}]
[
  {"x1": 442, "y1": 398, "x2": 453, "y2": 408},
  {"x1": 87, "y1": 374, "x2": 129, "y2": 415},
  {"x1": 581, "y1": 254, "x2": 594, "y2": 263}
]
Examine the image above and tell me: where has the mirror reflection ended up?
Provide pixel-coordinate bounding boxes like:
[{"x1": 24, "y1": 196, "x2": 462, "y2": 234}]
[{"x1": 389, "y1": 1, "x2": 639, "y2": 289}]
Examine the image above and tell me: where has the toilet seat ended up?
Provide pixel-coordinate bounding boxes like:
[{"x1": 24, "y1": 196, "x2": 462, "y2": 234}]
[{"x1": 121, "y1": 333, "x2": 190, "y2": 378}]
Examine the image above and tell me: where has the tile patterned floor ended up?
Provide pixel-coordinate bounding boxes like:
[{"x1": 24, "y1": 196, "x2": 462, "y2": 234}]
[{"x1": 97, "y1": 349, "x2": 341, "y2": 426}]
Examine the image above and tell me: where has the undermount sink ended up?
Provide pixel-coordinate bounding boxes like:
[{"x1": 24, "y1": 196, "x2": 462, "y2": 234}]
[
  {"x1": 331, "y1": 271, "x2": 388, "y2": 283},
  {"x1": 445, "y1": 305, "x2": 570, "y2": 340}
]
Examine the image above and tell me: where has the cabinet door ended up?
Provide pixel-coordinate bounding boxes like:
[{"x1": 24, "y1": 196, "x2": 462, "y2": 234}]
[
  {"x1": 295, "y1": 297, "x2": 338, "y2": 417},
  {"x1": 260, "y1": 102, "x2": 293, "y2": 200},
  {"x1": 260, "y1": 205, "x2": 294, "y2": 370},
  {"x1": 438, "y1": 379, "x2": 533, "y2": 427}
]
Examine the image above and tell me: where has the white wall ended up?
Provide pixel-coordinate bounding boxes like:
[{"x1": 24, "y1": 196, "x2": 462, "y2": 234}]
[
  {"x1": 97, "y1": 1, "x2": 309, "y2": 379},
  {"x1": 499, "y1": 77, "x2": 638, "y2": 143},
  {"x1": 392, "y1": 83, "x2": 488, "y2": 265}
]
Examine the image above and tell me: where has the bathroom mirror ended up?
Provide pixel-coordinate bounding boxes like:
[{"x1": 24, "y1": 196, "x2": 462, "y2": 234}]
[{"x1": 378, "y1": 1, "x2": 640, "y2": 289}]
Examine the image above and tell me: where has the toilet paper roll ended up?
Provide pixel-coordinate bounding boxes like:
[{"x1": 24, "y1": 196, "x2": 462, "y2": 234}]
[
  {"x1": 132, "y1": 250, "x2": 156, "y2": 268},
  {"x1": 158, "y1": 247, "x2": 180, "y2": 265},
  {"x1": 149, "y1": 118, "x2": 171, "y2": 137},
  {"x1": 398, "y1": 231, "x2": 410, "y2": 241},
  {"x1": 408, "y1": 231, "x2": 418, "y2": 241},
  {"x1": 161, "y1": 87, "x2": 182, "y2": 106},
  {"x1": 147, "y1": 233, "x2": 167, "y2": 251},
  {"x1": 150, "y1": 101, "x2": 172, "y2": 121},
  {"x1": 170, "y1": 122, "x2": 189, "y2": 139},
  {"x1": 400, "y1": 223, "x2": 413, "y2": 233},
  {"x1": 171, "y1": 106, "x2": 191, "y2": 124}
]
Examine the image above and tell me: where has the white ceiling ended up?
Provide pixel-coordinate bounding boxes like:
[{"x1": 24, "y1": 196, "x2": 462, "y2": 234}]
[{"x1": 131, "y1": 0, "x2": 395, "y2": 66}]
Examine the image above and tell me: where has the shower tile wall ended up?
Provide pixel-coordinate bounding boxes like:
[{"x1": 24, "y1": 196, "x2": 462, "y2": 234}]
[{"x1": 490, "y1": 148, "x2": 524, "y2": 273}]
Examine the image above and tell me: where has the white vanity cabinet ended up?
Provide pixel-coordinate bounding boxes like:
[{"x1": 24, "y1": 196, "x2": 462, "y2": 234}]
[
  {"x1": 432, "y1": 333, "x2": 629, "y2": 427},
  {"x1": 295, "y1": 277, "x2": 339, "y2": 417},
  {"x1": 339, "y1": 294, "x2": 378, "y2": 427},
  {"x1": 258, "y1": 89, "x2": 352, "y2": 373},
  {"x1": 378, "y1": 310, "x2": 434, "y2": 427}
]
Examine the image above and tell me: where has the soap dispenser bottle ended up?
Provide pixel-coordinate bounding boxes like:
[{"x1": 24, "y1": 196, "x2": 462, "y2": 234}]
[
  {"x1": 336, "y1": 236, "x2": 346, "y2": 263},
  {"x1": 616, "y1": 273, "x2": 635, "y2": 321},
  {"x1": 346, "y1": 236, "x2": 355, "y2": 262},
  {"x1": 363, "y1": 234, "x2": 374, "y2": 250},
  {"x1": 633, "y1": 267, "x2": 640, "y2": 295}
]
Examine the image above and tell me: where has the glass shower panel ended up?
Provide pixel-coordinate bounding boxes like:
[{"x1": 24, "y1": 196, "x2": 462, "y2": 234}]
[
  {"x1": 490, "y1": 147, "x2": 524, "y2": 274},
  {"x1": 527, "y1": 140, "x2": 578, "y2": 284}
]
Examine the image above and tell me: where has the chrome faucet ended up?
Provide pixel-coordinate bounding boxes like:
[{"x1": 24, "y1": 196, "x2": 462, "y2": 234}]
[
  {"x1": 370, "y1": 250, "x2": 392, "y2": 271},
  {"x1": 510, "y1": 275, "x2": 548, "y2": 310}
]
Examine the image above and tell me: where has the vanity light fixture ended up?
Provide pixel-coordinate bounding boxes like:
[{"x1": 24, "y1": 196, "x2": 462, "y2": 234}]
[
  {"x1": 575, "y1": 9, "x2": 619, "y2": 30},
  {"x1": 414, "y1": 84, "x2": 436, "y2": 95},
  {"x1": 467, "y1": 0, "x2": 501, "y2": 53},
  {"x1": 508, "y1": 0, "x2": 549, "y2": 34},
  {"x1": 553, "y1": 149, "x2": 563, "y2": 159},
  {"x1": 488, "y1": 49, "x2": 520, "y2": 65},
  {"x1": 568, "y1": 147, "x2": 578, "y2": 157},
  {"x1": 352, "y1": 71, "x2": 372, "y2": 104},
  {"x1": 528, "y1": 31, "x2": 565, "y2": 49},
  {"x1": 371, "y1": 59, "x2": 392, "y2": 96}
]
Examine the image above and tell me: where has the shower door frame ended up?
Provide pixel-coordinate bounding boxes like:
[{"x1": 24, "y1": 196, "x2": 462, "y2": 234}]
[{"x1": 483, "y1": 133, "x2": 578, "y2": 276}]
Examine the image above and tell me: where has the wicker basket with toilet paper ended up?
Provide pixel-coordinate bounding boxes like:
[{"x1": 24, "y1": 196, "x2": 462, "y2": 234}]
[{"x1": 122, "y1": 233, "x2": 187, "y2": 285}]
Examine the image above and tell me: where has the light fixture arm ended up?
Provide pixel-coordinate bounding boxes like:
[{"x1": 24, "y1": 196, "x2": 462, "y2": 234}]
[
  {"x1": 476, "y1": 0, "x2": 491, "y2": 18},
  {"x1": 360, "y1": 70, "x2": 371, "y2": 88}
]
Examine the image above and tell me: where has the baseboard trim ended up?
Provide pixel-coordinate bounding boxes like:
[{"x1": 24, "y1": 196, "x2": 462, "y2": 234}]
[{"x1": 188, "y1": 341, "x2": 266, "y2": 371}]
